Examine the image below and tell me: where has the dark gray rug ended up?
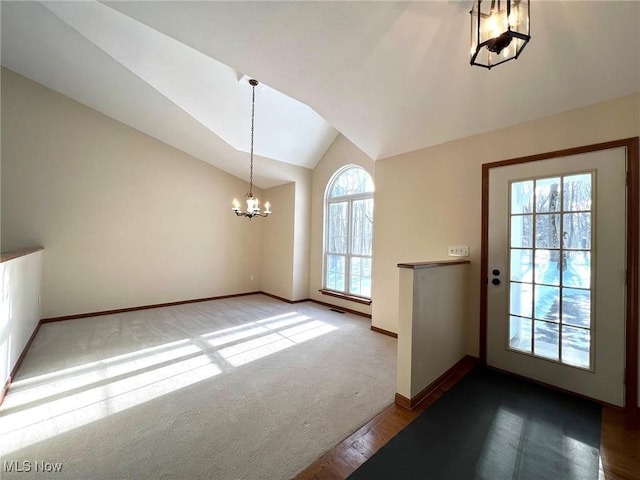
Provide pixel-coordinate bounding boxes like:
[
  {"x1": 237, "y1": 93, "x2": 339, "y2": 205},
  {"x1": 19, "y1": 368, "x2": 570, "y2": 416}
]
[{"x1": 348, "y1": 367, "x2": 601, "y2": 480}]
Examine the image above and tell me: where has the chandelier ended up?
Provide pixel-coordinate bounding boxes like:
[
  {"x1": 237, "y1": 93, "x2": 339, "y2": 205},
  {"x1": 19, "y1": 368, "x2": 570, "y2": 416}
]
[
  {"x1": 232, "y1": 79, "x2": 271, "y2": 219},
  {"x1": 470, "y1": 0, "x2": 531, "y2": 69}
]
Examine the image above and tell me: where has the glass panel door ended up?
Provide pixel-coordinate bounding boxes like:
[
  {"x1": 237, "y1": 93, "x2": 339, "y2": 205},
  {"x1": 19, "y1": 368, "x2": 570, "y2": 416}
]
[{"x1": 508, "y1": 173, "x2": 593, "y2": 369}]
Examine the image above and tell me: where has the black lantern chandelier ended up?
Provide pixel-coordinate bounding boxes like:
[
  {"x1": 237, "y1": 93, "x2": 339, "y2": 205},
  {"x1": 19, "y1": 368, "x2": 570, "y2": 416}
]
[
  {"x1": 232, "y1": 79, "x2": 271, "y2": 219},
  {"x1": 470, "y1": 0, "x2": 531, "y2": 69}
]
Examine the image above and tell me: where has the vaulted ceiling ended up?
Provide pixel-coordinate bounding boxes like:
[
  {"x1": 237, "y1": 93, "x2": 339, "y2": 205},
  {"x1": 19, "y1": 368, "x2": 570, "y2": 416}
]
[{"x1": 2, "y1": 1, "x2": 639, "y2": 188}]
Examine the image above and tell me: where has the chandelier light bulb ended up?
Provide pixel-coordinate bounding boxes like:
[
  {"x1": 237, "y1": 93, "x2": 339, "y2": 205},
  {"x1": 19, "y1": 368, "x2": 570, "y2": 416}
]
[
  {"x1": 470, "y1": 0, "x2": 531, "y2": 69},
  {"x1": 246, "y1": 197, "x2": 255, "y2": 213},
  {"x1": 487, "y1": 14, "x2": 500, "y2": 39}
]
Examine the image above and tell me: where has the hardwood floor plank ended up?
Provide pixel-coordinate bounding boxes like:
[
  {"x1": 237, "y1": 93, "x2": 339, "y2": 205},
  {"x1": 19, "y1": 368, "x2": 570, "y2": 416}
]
[
  {"x1": 351, "y1": 436, "x2": 379, "y2": 457},
  {"x1": 341, "y1": 447, "x2": 369, "y2": 469},
  {"x1": 331, "y1": 455, "x2": 358, "y2": 477},
  {"x1": 600, "y1": 407, "x2": 640, "y2": 480}
]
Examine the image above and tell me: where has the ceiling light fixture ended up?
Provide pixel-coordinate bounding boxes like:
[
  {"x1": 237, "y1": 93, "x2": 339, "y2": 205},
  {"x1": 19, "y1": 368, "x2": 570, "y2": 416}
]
[
  {"x1": 470, "y1": 0, "x2": 530, "y2": 69},
  {"x1": 232, "y1": 79, "x2": 271, "y2": 219}
]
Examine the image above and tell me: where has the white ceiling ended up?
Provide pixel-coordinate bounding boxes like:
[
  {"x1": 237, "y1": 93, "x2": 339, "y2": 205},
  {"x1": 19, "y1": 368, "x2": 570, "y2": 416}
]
[{"x1": 2, "y1": 1, "x2": 639, "y2": 188}]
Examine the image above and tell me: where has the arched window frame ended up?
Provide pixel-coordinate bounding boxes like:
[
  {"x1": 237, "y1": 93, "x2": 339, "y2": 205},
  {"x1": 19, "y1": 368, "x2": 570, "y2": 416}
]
[{"x1": 322, "y1": 165, "x2": 374, "y2": 301}]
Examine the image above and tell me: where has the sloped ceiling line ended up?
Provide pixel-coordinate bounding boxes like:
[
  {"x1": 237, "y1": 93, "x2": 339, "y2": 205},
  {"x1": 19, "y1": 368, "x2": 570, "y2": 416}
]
[
  {"x1": 41, "y1": 0, "x2": 338, "y2": 169},
  {"x1": 2, "y1": 1, "x2": 638, "y2": 185}
]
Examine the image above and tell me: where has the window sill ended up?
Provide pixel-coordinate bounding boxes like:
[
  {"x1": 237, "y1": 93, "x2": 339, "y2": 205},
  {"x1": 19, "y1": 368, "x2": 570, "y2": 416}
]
[{"x1": 319, "y1": 289, "x2": 372, "y2": 305}]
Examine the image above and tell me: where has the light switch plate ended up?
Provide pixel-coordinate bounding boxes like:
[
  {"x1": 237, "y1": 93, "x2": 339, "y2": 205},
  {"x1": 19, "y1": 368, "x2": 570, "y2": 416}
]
[{"x1": 448, "y1": 245, "x2": 470, "y2": 257}]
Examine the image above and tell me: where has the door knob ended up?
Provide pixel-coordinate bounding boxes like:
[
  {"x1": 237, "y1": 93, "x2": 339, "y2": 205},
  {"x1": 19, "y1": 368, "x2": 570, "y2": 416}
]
[
  {"x1": 492, "y1": 269, "x2": 500, "y2": 276},
  {"x1": 492, "y1": 278, "x2": 501, "y2": 285}
]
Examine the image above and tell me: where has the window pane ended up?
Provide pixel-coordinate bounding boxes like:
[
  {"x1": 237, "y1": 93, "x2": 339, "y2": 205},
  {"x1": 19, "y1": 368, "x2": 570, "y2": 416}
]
[
  {"x1": 360, "y1": 279, "x2": 371, "y2": 297},
  {"x1": 534, "y1": 285, "x2": 559, "y2": 322},
  {"x1": 535, "y1": 214, "x2": 561, "y2": 248},
  {"x1": 327, "y1": 202, "x2": 348, "y2": 253},
  {"x1": 362, "y1": 257, "x2": 372, "y2": 278},
  {"x1": 509, "y1": 316, "x2": 532, "y2": 353},
  {"x1": 562, "y1": 252, "x2": 591, "y2": 288},
  {"x1": 349, "y1": 257, "x2": 371, "y2": 297},
  {"x1": 534, "y1": 320, "x2": 559, "y2": 360},
  {"x1": 561, "y1": 326, "x2": 590, "y2": 369},
  {"x1": 535, "y1": 177, "x2": 561, "y2": 213},
  {"x1": 562, "y1": 213, "x2": 591, "y2": 249},
  {"x1": 510, "y1": 249, "x2": 532, "y2": 282},
  {"x1": 351, "y1": 256, "x2": 361, "y2": 276},
  {"x1": 511, "y1": 215, "x2": 532, "y2": 248},
  {"x1": 350, "y1": 275, "x2": 360, "y2": 295},
  {"x1": 534, "y1": 249, "x2": 560, "y2": 286},
  {"x1": 511, "y1": 181, "x2": 533, "y2": 214},
  {"x1": 351, "y1": 199, "x2": 373, "y2": 255},
  {"x1": 562, "y1": 288, "x2": 591, "y2": 328},
  {"x1": 563, "y1": 174, "x2": 592, "y2": 212},
  {"x1": 329, "y1": 167, "x2": 374, "y2": 198},
  {"x1": 326, "y1": 255, "x2": 345, "y2": 291},
  {"x1": 510, "y1": 283, "x2": 532, "y2": 317}
]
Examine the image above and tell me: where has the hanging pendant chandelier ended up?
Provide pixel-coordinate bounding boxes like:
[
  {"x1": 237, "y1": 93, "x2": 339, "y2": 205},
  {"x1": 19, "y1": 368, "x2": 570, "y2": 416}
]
[
  {"x1": 470, "y1": 0, "x2": 531, "y2": 69},
  {"x1": 232, "y1": 79, "x2": 271, "y2": 219}
]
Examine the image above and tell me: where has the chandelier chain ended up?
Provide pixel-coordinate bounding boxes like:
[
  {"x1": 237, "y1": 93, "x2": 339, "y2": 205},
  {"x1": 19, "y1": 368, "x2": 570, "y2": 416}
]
[
  {"x1": 232, "y1": 78, "x2": 270, "y2": 219},
  {"x1": 248, "y1": 81, "x2": 256, "y2": 197}
]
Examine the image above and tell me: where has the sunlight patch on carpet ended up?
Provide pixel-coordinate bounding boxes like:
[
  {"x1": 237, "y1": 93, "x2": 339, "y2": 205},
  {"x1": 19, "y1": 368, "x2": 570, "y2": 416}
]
[
  {"x1": 1, "y1": 312, "x2": 339, "y2": 456},
  {"x1": 218, "y1": 318, "x2": 337, "y2": 367},
  {"x1": 202, "y1": 312, "x2": 313, "y2": 348},
  {"x1": 5, "y1": 339, "x2": 201, "y2": 406},
  {"x1": 1, "y1": 353, "x2": 221, "y2": 456}
]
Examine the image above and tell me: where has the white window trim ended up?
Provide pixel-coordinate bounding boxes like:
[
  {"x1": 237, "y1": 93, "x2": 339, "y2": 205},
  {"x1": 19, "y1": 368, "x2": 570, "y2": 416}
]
[{"x1": 322, "y1": 165, "x2": 374, "y2": 301}]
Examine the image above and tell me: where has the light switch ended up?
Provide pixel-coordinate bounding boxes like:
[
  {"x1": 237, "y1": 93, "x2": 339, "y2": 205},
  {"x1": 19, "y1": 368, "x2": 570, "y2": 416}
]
[{"x1": 448, "y1": 245, "x2": 470, "y2": 257}]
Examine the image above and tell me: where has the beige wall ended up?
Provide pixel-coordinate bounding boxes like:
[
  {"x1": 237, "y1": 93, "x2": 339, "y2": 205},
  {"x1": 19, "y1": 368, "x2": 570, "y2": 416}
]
[
  {"x1": 1, "y1": 69, "x2": 266, "y2": 318},
  {"x1": 292, "y1": 177, "x2": 312, "y2": 300},
  {"x1": 309, "y1": 135, "x2": 375, "y2": 315},
  {"x1": 260, "y1": 168, "x2": 312, "y2": 303},
  {"x1": 261, "y1": 182, "x2": 296, "y2": 300},
  {"x1": 372, "y1": 94, "x2": 640, "y2": 361},
  {"x1": 396, "y1": 264, "x2": 469, "y2": 399}
]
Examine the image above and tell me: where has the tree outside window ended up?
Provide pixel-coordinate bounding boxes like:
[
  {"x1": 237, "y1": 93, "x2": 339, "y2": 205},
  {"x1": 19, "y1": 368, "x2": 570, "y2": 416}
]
[{"x1": 324, "y1": 166, "x2": 374, "y2": 298}]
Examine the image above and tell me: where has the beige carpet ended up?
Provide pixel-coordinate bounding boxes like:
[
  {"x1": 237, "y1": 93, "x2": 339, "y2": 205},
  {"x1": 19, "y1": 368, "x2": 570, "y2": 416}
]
[{"x1": 0, "y1": 294, "x2": 396, "y2": 479}]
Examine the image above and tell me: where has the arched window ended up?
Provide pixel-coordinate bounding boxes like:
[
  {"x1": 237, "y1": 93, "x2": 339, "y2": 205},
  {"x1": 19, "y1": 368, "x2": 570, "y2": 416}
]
[{"x1": 324, "y1": 166, "x2": 374, "y2": 299}]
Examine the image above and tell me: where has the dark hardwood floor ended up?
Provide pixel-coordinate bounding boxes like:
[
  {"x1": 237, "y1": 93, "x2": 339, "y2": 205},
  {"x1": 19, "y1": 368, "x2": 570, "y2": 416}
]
[
  {"x1": 600, "y1": 408, "x2": 640, "y2": 479},
  {"x1": 295, "y1": 358, "x2": 640, "y2": 480}
]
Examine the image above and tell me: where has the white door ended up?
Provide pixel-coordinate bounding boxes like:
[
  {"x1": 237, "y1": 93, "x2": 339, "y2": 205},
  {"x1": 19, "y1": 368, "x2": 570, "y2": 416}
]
[{"x1": 486, "y1": 147, "x2": 627, "y2": 406}]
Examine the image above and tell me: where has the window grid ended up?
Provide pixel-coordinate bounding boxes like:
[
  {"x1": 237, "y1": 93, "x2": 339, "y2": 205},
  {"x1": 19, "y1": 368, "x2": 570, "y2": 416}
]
[
  {"x1": 324, "y1": 167, "x2": 373, "y2": 299},
  {"x1": 508, "y1": 173, "x2": 593, "y2": 370}
]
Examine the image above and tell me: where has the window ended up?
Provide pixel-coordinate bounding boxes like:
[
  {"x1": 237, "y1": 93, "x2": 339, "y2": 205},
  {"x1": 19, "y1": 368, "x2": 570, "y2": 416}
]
[
  {"x1": 508, "y1": 173, "x2": 594, "y2": 369},
  {"x1": 324, "y1": 166, "x2": 374, "y2": 299}
]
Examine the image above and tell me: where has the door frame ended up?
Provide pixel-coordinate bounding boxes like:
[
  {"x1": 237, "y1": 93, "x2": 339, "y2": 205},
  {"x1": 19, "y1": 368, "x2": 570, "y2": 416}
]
[{"x1": 480, "y1": 137, "x2": 639, "y2": 414}]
